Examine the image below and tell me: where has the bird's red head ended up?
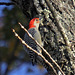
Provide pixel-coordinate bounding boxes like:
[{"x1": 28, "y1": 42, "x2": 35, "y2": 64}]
[{"x1": 29, "y1": 18, "x2": 39, "y2": 29}]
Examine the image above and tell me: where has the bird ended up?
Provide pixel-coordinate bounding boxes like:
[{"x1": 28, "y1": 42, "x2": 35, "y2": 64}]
[
  {"x1": 23, "y1": 18, "x2": 43, "y2": 65},
  {"x1": 23, "y1": 18, "x2": 53, "y2": 74}
]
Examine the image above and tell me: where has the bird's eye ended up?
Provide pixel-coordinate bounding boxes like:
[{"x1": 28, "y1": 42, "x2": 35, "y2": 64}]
[{"x1": 36, "y1": 19, "x2": 39, "y2": 21}]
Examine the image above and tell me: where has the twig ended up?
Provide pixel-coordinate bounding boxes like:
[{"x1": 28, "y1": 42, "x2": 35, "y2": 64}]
[
  {"x1": 12, "y1": 29, "x2": 57, "y2": 75},
  {"x1": 0, "y1": 2, "x2": 14, "y2": 6},
  {"x1": 19, "y1": 22, "x2": 65, "y2": 75}
]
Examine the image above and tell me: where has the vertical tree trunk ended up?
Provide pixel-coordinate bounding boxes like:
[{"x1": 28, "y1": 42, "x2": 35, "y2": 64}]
[{"x1": 12, "y1": 0, "x2": 75, "y2": 75}]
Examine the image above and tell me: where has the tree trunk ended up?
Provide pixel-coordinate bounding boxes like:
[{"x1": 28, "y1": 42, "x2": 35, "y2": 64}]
[{"x1": 12, "y1": 0, "x2": 75, "y2": 75}]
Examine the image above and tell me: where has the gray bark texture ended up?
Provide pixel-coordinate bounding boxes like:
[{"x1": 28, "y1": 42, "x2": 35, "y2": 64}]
[{"x1": 12, "y1": 0, "x2": 75, "y2": 75}]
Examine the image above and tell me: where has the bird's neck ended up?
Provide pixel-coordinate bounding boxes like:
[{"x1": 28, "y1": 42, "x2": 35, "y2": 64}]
[{"x1": 29, "y1": 24, "x2": 36, "y2": 29}]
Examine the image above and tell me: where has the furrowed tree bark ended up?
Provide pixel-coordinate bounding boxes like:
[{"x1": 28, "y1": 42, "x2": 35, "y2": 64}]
[{"x1": 12, "y1": 0, "x2": 75, "y2": 75}]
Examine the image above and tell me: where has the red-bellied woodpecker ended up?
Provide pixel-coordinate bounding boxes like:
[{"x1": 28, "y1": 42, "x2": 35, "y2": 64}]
[
  {"x1": 24, "y1": 18, "x2": 42, "y2": 65},
  {"x1": 23, "y1": 18, "x2": 52, "y2": 74}
]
